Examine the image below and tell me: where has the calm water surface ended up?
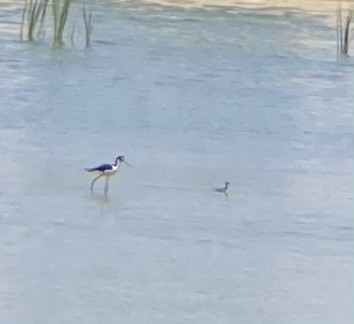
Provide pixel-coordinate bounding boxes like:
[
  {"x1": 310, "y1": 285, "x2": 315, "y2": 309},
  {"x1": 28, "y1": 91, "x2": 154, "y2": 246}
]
[{"x1": 0, "y1": 1, "x2": 353, "y2": 323}]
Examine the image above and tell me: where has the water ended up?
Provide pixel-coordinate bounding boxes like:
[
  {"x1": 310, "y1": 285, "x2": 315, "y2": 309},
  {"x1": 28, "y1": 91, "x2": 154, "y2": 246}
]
[{"x1": 0, "y1": 1, "x2": 353, "y2": 323}]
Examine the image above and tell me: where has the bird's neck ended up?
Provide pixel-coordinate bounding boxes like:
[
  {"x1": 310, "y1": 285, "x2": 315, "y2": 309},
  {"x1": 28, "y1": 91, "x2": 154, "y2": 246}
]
[
  {"x1": 225, "y1": 183, "x2": 229, "y2": 190},
  {"x1": 113, "y1": 161, "x2": 122, "y2": 171}
]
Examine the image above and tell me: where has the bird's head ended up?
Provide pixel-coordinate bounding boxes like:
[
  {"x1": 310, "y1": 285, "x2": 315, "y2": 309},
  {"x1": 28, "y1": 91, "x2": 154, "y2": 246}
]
[
  {"x1": 115, "y1": 156, "x2": 125, "y2": 163},
  {"x1": 225, "y1": 181, "x2": 230, "y2": 187},
  {"x1": 115, "y1": 155, "x2": 132, "y2": 167}
]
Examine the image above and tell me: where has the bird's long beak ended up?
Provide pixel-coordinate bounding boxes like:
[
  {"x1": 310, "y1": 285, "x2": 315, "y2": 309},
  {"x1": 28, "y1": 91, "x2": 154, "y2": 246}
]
[{"x1": 124, "y1": 161, "x2": 133, "y2": 167}]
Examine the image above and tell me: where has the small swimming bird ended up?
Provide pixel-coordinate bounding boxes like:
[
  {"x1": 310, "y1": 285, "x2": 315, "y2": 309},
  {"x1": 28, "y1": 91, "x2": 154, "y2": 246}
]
[
  {"x1": 85, "y1": 155, "x2": 131, "y2": 193},
  {"x1": 214, "y1": 181, "x2": 230, "y2": 196}
]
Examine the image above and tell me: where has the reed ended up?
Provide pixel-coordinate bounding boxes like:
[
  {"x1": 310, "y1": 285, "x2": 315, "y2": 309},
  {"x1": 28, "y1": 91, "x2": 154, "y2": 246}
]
[
  {"x1": 20, "y1": 0, "x2": 28, "y2": 39},
  {"x1": 342, "y1": 11, "x2": 353, "y2": 56},
  {"x1": 336, "y1": 0, "x2": 353, "y2": 58},
  {"x1": 21, "y1": 0, "x2": 93, "y2": 47},
  {"x1": 21, "y1": 0, "x2": 49, "y2": 41},
  {"x1": 83, "y1": 2, "x2": 93, "y2": 48},
  {"x1": 52, "y1": 0, "x2": 73, "y2": 46}
]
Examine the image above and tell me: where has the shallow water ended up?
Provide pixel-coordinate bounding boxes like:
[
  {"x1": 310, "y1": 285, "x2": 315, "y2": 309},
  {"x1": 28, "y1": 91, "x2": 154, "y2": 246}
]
[{"x1": 0, "y1": 1, "x2": 353, "y2": 323}]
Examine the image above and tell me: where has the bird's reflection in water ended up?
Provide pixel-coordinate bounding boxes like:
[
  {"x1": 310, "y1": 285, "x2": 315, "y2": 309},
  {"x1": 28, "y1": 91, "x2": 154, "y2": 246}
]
[
  {"x1": 90, "y1": 191, "x2": 112, "y2": 207},
  {"x1": 89, "y1": 191, "x2": 122, "y2": 217}
]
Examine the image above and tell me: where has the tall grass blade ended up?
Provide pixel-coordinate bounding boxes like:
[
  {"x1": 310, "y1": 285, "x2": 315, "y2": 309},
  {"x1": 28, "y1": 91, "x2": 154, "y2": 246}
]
[
  {"x1": 20, "y1": 1, "x2": 29, "y2": 39},
  {"x1": 83, "y1": 2, "x2": 93, "y2": 48},
  {"x1": 343, "y1": 10, "x2": 352, "y2": 56}
]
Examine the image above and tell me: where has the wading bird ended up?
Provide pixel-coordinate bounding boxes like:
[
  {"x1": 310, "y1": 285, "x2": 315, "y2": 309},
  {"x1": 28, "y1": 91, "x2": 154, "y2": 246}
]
[
  {"x1": 214, "y1": 181, "x2": 230, "y2": 196},
  {"x1": 85, "y1": 155, "x2": 131, "y2": 193}
]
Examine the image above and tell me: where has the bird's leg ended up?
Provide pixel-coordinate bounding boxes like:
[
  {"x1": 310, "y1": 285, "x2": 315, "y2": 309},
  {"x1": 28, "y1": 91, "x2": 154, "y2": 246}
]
[
  {"x1": 104, "y1": 177, "x2": 109, "y2": 194},
  {"x1": 90, "y1": 173, "x2": 104, "y2": 192}
]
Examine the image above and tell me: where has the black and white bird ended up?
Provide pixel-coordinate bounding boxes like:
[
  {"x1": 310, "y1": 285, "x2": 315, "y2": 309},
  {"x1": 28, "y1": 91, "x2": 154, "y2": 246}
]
[
  {"x1": 85, "y1": 155, "x2": 131, "y2": 193},
  {"x1": 214, "y1": 181, "x2": 230, "y2": 196}
]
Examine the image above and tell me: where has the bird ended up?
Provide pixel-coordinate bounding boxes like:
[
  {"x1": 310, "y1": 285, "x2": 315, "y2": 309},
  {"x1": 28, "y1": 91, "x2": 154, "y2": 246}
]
[
  {"x1": 85, "y1": 155, "x2": 131, "y2": 193},
  {"x1": 214, "y1": 181, "x2": 230, "y2": 196}
]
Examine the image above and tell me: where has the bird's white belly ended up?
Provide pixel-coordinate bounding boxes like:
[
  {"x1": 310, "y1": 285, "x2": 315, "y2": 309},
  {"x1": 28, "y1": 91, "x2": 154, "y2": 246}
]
[{"x1": 103, "y1": 169, "x2": 118, "y2": 176}]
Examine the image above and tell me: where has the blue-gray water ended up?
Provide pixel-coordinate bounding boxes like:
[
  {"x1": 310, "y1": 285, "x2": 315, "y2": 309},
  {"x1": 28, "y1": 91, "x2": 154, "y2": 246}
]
[{"x1": 0, "y1": 1, "x2": 353, "y2": 323}]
